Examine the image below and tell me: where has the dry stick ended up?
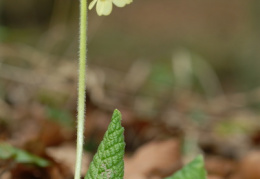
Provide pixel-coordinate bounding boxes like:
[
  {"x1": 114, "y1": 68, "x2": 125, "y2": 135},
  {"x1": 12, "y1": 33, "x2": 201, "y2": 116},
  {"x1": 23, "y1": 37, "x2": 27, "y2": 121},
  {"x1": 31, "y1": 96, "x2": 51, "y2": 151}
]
[{"x1": 74, "y1": 0, "x2": 87, "y2": 179}]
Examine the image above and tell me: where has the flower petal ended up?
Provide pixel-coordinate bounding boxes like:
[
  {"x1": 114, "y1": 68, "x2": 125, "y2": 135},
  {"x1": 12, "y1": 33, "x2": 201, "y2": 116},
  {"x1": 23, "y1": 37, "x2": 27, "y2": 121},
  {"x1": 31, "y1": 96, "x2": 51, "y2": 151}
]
[
  {"x1": 96, "y1": 0, "x2": 113, "y2": 16},
  {"x1": 89, "y1": 0, "x2": 98, "y2": 10},
  {"x1": 112, "y1": 0, "x2": 126, "y2": 7},
  {"x1": 127, "y1": 0, "x2": 133, "y2": 4},
  {"x1": 113, "y1": 0, "x2": 132, "y2": 7}
]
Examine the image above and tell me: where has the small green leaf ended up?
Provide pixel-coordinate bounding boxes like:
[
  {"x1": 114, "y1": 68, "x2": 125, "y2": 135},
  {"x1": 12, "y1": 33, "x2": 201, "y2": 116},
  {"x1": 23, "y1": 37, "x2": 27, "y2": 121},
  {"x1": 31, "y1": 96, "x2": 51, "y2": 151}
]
[
  {"x1": 0, "y1": 143, "x2": 15, "y2": 160},
  {"x1": 0, "y1": 143, "x2": 50, "y2": 167},
  {"x1": 85, "y1": 109, "x2": 125, "y2": 179},
  {"x1": 165, "y1": 155, "x2": 207, "y2": 179}
]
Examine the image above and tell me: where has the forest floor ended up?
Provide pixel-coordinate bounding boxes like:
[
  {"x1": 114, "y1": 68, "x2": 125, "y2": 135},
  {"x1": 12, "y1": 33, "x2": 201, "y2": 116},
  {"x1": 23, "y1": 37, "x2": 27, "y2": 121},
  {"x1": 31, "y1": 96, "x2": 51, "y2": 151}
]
[{"x1": 1, "y1": 0, "x2": 260, "y2": 178}]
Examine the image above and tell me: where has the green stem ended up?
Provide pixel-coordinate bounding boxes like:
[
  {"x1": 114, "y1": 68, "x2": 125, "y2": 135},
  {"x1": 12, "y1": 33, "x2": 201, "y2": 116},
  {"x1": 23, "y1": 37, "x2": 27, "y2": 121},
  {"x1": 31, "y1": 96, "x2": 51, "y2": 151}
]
[{"x1": 74, "y1": 0, "x2": 87, "y2": 179}]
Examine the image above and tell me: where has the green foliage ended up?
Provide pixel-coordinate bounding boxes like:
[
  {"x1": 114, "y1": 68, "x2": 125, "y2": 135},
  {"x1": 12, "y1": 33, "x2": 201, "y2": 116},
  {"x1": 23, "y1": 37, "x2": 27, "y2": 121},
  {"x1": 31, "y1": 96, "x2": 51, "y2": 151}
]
[
  {"x1": 165, "y1": 155, "x2": 207, "y2": 179},
  {"x1": 0, "y1": 143, "x2": 50, "y2": 167},
  {"x1": 85, "y1": 109, "x2": 125, "y2": 179}
]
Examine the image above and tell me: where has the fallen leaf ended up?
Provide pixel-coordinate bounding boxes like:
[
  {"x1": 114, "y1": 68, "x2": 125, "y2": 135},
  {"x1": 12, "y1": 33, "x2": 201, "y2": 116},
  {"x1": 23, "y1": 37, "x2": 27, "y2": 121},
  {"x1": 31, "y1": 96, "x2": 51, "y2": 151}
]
[
  {"x1": 46, "y1": 143, "x2": 91, "y2": 176},
  {"x1": 205, "y1": 156, "x2": 236, "y2": 177},
  {"x1": 125, "y1": 139, "x2": 181, "y2": 178},
  {"x1": 240, "y1": 150, "x2": 260, "y2": 179}
]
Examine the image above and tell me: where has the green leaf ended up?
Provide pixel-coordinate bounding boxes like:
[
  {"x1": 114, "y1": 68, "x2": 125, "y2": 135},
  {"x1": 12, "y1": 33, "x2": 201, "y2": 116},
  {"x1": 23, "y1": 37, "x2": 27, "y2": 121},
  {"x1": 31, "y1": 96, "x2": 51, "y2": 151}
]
[
  {"x1": 0, "y1": 143, "x2": 50, "y2": 167},
  {"x1": 0, "y1": 143, "x2": 15, "y2": 160},
  {"x1": 85, "y1": 109, "x2": 125, "y2": 179},
  {"x1": 165, "y1": 155, "x2": 207, "y2": 179}
]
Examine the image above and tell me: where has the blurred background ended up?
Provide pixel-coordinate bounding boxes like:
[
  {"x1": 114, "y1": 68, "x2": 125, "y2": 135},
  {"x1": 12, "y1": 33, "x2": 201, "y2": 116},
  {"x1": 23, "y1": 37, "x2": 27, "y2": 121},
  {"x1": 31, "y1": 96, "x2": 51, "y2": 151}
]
[{"x1": 1, "y1": 0, "x2": 260, "y2": 179}]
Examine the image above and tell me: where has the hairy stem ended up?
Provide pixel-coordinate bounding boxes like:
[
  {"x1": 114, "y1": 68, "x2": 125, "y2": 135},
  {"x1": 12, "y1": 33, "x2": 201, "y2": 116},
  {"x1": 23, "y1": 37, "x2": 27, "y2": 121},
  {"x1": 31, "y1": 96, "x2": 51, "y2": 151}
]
[{"x1": 74, "y1": 0, "x2": 87, "y2": 179}]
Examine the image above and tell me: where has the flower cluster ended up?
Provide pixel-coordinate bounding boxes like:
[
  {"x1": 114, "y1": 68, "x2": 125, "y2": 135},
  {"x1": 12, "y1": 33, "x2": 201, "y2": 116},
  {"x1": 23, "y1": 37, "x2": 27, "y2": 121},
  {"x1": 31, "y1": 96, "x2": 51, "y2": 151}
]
[{"x1": 89, "y1": 0, "x2": 132, "y2": 16}]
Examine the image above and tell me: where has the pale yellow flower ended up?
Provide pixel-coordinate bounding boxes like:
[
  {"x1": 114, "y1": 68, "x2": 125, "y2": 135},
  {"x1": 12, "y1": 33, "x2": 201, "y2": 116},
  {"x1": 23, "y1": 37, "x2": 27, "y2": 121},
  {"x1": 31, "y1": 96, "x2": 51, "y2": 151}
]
[{"x1": 89, "y1": 0, "x2": 133, "y2": 16}]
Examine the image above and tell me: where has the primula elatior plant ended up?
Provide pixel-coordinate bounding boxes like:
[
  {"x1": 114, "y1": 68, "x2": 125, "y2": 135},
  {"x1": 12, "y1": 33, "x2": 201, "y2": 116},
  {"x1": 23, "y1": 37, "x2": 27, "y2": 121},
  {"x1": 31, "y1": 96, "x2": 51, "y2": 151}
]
[
  {"x1": 76, "y1": 0, "x2": 207, "y2": 179},
  {"x1": 74, "y1": 1, "x2": 131, "y2": 179}
]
